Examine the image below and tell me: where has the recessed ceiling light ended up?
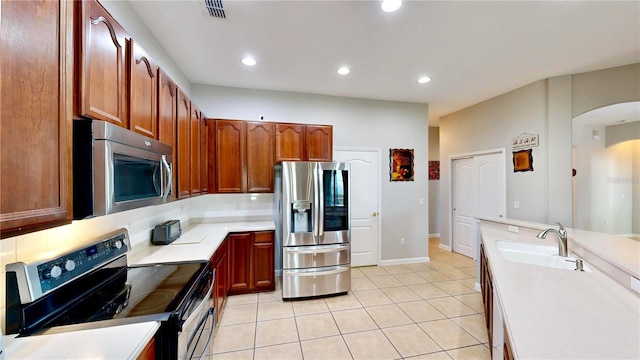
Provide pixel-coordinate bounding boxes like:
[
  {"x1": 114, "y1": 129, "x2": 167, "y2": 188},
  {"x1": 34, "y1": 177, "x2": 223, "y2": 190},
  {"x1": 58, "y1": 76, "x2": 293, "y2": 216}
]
[
  {"x1": 418, "y1": 76, "x2": 431, "y2": 84},
  {"x1": 381, "y1": 0, "x2": 402, "y2": 12},
  {"x1": 337, "y1": 67, "x2": 350, "y2": 75},
  {"x1": 242, "y1": 56, "x2": 256, "y2": 66}
]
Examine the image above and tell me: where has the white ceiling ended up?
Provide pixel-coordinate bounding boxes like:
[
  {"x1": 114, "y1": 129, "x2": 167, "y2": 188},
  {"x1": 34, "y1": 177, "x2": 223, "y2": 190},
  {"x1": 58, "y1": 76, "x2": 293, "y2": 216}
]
[{"x1": 127, "y1": 0, "x2": 640, "y2": 126}]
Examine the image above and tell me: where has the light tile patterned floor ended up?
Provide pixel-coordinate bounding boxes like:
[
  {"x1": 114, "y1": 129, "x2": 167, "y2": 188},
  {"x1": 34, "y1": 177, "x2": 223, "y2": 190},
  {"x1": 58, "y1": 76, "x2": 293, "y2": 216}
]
[{"x1": 211, "y1": 238, "x2": 490, "y2": 360}]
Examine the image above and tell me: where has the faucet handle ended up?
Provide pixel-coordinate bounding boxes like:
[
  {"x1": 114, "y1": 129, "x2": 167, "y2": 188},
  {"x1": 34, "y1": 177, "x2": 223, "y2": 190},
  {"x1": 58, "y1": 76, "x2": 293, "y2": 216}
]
[{"x1": 556, "y1": 222, "x2": 566, "y2": 235}]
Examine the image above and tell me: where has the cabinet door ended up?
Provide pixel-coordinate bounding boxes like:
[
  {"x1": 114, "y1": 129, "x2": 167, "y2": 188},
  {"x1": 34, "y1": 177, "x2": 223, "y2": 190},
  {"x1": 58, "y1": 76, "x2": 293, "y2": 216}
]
[
  {"x1": 247, "y1": 122, "x2": 274, "y2": 192},
  {"x1": 215, "y1": 120, "x2": 246, "y2": 193},
  {"x1": 228, "y1": 233, "x2": 252, "y2": 294},
  {"x1": 1, "y1": 0, "x2": 73, "y2": 237},
  {"x1": 252, "y1": 231, "x2": 275, "y2": 291},
  {"x1": 200, "y1": 115, "x2": 209, "y2": 194},
  {"x1": 136, "y1": 337, "x2": 155, "y2": 360},
  {"x1": 128, "y1": 39, "x2": 158, "y2": 139},
  {"x1": 275, "y1": 123, "x2": 305, "y2": 162},
  {"x1": 176, "y1": 89, "x2": 191, "y2": 198},
  {"x1": 157, "y1": 70, "x2": 177, "y2": 197},
  {"x1": 212, "y1": 239, "x2": 228, "y2": 324},
  {"x1": 190, "y1": 104, "x2": 202, "y2": 196},
  {"x1": 306, "y1": 125, "x2": 333, "y2": 161},
  {"x1": 76, "y1": 0, "x2": 128, "y2": 127}
]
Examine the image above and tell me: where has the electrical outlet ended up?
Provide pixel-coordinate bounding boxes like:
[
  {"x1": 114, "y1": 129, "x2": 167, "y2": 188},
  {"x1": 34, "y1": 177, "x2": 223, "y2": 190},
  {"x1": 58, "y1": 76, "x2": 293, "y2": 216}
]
[
  {"x1": 419, "y1": 198, "x2": 425, "y2": 206},
  {"x1": 400, "y1": 238, "x2": 405, "y2": 246},
  {"x1": 514, "y1": 201, "x2": 520, "y2": 209}
]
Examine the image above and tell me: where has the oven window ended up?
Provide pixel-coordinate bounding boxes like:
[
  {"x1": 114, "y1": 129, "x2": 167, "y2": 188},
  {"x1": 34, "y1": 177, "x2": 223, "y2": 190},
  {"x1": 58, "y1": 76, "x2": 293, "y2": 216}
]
[{"x1": 114, "y1": 154, "x2": 162, "y2": 202}]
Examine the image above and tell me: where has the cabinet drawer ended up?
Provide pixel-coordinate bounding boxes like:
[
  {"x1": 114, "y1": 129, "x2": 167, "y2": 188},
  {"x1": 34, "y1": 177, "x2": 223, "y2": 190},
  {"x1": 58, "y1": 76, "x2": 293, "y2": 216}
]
[
  {"x1": 283, "y1": 244, "x2": 350, "y2": 269},
  {"x1": 254, "y1": 231, "x2": 273, "y2": 243},
  {"x1": 282, "y1": 266, "x2": 350, "y2": 299}
]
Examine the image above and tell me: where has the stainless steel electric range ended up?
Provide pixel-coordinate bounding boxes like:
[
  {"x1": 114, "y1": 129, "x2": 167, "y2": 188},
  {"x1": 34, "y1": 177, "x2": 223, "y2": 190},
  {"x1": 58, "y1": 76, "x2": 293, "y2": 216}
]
[{"x1": 4, "y1": 228, "x2": 214, "y2": 359}]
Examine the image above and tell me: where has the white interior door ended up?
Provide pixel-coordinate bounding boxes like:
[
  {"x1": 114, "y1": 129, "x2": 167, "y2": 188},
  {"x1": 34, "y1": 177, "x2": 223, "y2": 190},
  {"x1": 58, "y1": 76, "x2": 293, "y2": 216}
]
[
  {"x1": 452, "y1": 152, "x2": 506, "y2": 258},
  {"x1": 334, "y1": 148, "x2": 380, "y2": 267},
  {"x1": 476, "y1": 153, "x2": 506, "y2": 219},
  {"x1": 452, "y1": 158, "x2": 475, "y2": 258}
]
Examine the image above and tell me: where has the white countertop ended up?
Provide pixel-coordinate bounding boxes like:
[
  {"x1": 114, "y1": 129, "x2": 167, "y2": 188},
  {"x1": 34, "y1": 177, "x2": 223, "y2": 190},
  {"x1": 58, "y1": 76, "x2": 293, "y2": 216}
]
[
  {"x1": 5, "y1": 220, "x2": 275, "y2": 359},
  {"x1": 479, "y1": 219, "x2": 640, "y2": 359},
  {"x1": 127, "y1": 220, "x2": 275, "y2": 265},
  {"x1": 5, "y1": 322, "x2": 159, "y2": 359}
]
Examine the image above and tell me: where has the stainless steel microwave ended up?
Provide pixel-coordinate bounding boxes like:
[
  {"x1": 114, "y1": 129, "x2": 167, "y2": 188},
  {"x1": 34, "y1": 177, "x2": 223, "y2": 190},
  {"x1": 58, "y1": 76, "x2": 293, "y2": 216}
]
[{"x1": 73, "y1": 120, "x2": 173, "y2": 219}]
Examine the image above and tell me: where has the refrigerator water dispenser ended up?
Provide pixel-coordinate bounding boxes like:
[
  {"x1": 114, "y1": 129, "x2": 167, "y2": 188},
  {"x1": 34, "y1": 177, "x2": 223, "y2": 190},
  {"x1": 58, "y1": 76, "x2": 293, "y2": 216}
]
[{"x1": 291, "y1": 200, "x2": 312, "y2": 233}]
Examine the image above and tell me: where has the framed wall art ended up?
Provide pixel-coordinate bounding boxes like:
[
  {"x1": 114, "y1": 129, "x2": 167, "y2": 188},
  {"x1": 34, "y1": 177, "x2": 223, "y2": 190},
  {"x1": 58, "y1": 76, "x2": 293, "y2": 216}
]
[
  {"x1": 513, "y1": 149, "x2": 533, "y2": 172},
  {"x1": 390, "y1": 148, "x2": 414, "y2": 181},
  {"x1": 428, "y1": 161, "x2": 440, "y2": 180}
]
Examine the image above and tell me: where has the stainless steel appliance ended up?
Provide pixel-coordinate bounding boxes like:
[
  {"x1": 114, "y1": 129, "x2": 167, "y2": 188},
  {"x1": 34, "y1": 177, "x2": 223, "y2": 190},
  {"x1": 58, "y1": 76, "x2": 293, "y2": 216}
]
[
  {"x1": 73, "y1": 120, "x2": 173, "y2": 219},
  {"x1": 5, "y1": 229, "x2": 214, "y2": 359},
  {"x1": 274, "y1": 161, "x2": 351, "y2": 299}
]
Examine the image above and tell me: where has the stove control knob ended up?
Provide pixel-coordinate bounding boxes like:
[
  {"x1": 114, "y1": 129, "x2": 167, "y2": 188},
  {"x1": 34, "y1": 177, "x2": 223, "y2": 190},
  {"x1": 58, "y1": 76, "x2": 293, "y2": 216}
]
[
  {"x1": 113, "y1": 240, "x2": 123, "y2": 250},
  {"x1": 50, "y1": 265, "x2": 62, "y2": 279},
  {"x1": 64, "y1": 259, "x2": 76, "y2": 272}
]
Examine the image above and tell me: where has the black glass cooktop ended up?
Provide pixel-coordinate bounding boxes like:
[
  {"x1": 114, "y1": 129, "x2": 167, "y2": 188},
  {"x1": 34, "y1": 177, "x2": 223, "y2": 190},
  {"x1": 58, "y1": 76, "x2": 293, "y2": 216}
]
[{"x1": 23, "y1": 261, "x2": 209, "y2": 334}]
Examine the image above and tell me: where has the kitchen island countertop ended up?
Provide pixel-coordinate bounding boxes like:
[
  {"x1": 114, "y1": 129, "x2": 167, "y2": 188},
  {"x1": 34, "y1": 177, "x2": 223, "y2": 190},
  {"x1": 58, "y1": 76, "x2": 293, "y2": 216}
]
[{"x1": 479, "y1": 218, "x2": 640, "y2": 359}]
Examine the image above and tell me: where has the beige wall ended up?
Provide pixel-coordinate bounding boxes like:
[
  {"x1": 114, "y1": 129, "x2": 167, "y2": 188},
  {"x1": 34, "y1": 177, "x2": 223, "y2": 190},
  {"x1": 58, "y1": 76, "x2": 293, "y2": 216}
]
[
  {"x1": 572, "y1": 64, "x2": 640, "y2": 117},
  {"x1": 439, "y1": 63, "x2": 640, "y2": 249}
]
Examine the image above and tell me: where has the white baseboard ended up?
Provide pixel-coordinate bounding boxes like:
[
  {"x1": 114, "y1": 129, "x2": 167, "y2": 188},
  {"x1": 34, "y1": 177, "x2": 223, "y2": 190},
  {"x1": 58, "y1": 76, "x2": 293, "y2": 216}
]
[
  {"x1": 377, "y1": 257, "x2": 431, "y2": 266},
  {"x1": 439, "y1": 243, "x2": 452, "y2": 251},
  {"x1": 429, "y1": 233, "x2": 441, "y2": 237}
]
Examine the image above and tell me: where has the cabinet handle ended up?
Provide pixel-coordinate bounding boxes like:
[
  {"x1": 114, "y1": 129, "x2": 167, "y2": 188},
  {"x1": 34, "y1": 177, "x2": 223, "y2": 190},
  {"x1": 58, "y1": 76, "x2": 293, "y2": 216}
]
[{"x1": 372, "y1": 212, "x2": 378, "y2": 217}]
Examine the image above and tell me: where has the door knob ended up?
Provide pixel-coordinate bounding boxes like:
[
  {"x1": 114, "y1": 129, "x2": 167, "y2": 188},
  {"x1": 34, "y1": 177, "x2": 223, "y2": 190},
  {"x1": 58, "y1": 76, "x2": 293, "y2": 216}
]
[{"x1": 372, "y1": 212, "x2": 378, "y2": 217}]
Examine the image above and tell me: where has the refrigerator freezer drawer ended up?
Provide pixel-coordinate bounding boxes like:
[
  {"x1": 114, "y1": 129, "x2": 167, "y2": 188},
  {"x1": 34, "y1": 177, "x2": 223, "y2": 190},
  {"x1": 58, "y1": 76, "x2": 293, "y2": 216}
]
[
  {"x1": 284, "y1": 230, "x2": 350, "y2": 247},
  {"x1": 282, "y1": 266, "x2": 351, "y2": 299},
  {"x1": 283, "y1": 244, "x2": 350, "y2": 269}
]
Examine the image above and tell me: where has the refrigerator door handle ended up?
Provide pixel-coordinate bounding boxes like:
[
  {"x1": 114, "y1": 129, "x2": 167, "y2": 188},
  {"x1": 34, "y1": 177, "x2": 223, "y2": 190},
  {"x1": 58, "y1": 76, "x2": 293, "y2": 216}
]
[{"x1": 315, "y1": 163, "x2": 324, "y2": 240}]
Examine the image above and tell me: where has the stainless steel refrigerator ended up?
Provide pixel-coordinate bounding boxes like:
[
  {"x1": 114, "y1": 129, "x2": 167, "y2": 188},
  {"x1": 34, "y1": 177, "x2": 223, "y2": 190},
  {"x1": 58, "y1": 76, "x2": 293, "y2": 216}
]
[{"x1": 274, "y1": 161, "x2": 351, "y2": 299}]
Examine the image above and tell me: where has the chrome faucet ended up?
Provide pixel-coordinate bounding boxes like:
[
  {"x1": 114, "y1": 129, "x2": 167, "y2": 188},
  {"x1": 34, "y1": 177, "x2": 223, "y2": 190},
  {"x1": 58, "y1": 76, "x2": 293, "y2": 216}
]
[{"x1": 537, "y1": 222, "x2": 568, "y2": 257}]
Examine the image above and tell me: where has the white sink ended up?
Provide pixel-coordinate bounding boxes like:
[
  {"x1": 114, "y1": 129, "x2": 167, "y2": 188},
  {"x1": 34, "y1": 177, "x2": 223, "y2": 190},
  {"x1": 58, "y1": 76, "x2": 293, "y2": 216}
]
[{"x1": 496, "y1": 240, "x2": 592, "y2": 272}]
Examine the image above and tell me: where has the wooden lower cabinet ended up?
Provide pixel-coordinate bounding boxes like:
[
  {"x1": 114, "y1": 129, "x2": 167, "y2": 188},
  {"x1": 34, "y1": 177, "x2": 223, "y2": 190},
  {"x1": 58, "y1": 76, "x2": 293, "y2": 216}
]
[
  {"x1": 136, "y1": 336, "x2": 155, "y2": 360},
  {"x1": 480, "y1": 243, "x2": 494, "y2": 356},
  {"x1": 228, "y1": 231, "x2": 275, "y2": 295},
  {"x1": 228, "y1": 233, "x2": 252, "y2": 294},
  {"x1": 211, "y1": 238, "x2": 229, "y2": 324},
  {"x1": 252, "y1": 231, "x2": 275, "y2": 291}
]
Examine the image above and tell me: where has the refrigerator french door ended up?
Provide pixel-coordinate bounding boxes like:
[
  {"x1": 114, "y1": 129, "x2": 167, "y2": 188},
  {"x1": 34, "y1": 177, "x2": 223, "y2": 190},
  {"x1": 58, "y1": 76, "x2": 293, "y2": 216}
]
[{"x1": 275, "y1": 162, "x2": 351, "y2": 299}]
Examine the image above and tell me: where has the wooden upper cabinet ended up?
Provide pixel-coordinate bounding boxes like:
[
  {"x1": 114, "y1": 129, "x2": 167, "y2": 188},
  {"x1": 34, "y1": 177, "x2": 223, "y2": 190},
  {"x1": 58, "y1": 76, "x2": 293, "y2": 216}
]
[
  {"x1": 305, "y1": 125, "x2": 333, "y2": 161},
  {"x1": 128, "y1": 39, "x2": 158, "y2": 138},
  {"x1": 190, "y1": 104, "x2": 202, "y2": 196},
  {"x1": 275, "y1": 123, "x2": 306, "y2": 162},
  {"x1": 157, "y1": 69, "x2": 177, "y2": 198},
  {"x1": 200, "y1": 114, "x2": 209, "y2": 195},
  {"x1": 75, "y1": 0, "x2": 128, "y2": 127},
  {"x1": 214, "y1": 120, "x2": 246, "y2": 193},
  {"x1": 247, "y1": 122, "x2": 275, "y2": 193},
  {"x1": 275, "y1": 123, "x2": 333, "y2": 162},
  {"x1": 1, "y1": 0, "x2": 73, "y2": 237},
  {"x1": 176, "y1": 89, "x2": 191, "y2": 198}
]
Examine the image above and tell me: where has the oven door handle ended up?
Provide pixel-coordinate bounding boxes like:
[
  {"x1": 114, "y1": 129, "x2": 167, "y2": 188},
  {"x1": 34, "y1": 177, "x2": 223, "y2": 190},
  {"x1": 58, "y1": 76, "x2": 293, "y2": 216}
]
[{"x1": 188, "y1": 309, "x2": 215, "y2": 360}]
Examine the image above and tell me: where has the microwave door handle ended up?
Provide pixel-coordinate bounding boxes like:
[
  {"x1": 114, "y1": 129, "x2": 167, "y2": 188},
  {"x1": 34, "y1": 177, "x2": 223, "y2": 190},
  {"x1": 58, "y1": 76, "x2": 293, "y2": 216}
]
[
  {"x1": 161, "y1": 155, "x2": 172, "y2": 202},
  {"x1": 152, "y1": 164, "x2": 161, "y2": 196}
]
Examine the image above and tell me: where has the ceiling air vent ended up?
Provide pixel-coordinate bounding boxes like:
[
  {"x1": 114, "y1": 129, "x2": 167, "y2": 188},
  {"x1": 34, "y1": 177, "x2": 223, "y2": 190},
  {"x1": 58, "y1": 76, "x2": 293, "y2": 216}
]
[{"x1": 204, "y1": 0, "x2": 226, "y2": 19}]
